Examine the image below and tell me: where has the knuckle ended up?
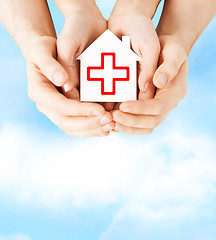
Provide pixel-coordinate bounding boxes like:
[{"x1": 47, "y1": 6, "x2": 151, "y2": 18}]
[
  {"x1": 57, "y1": 33, "x2": 79, "y2": 50},
  {"x1": 152, "y1": 116, "x2": 161, "y2": 128},
  {"x1": 39, "y1": 57, "x2": 54, "y2": 70},
  {"x1": 171, "y1": 101, "x2": 179, "y2": 112},
  {"x1": 28, "y1": 89, "x2": 36, "y2": 102},
  {"x1": 167, "y1": 61, "x2": 179, "y2": 76},
  {"x1": 57, "y1": 35, "x2": 67, "y2": 49},
  {"x1": 36, "y1": 104, "x2": 43, "y2": 113},
  {"x1": 153, "y1": 102, "x2": 165, "y2": 115},
  {"x1": 175, "y1": 101, "x2": 179, "y2": 109},
  {"x1": 53, "y1": 116, "x2": 66, "y2": 130},
  {"x1": 86, "y1": 118, "x2": 99, "y2": 130},
  {"x1": 132, "y1": 118, "x2": 140, "y2": 128},
  {"x1": 153, "y1": 40, "x2": 161, "y2": 54},
  {"x1": 59, "y1": 125, "x2": 69, "y2": 133},
  {"x1": 146, "y1": 129, "x2": 154, "y2": 135},
  {"x1": 58, "y1": 99, "x2": 71, "y2": 116},
  {"x1": 134, "y1": 132, "x2": 143, "y2": 136},
  {"x1": 64, "y1": 129, "x2": 83, "y2": 138},
  {"x1": 65, "y1": 131, "x2": 75, "y2": 138},
  {"x1": 176, "y1": 82, "x2": 187, "y2": 102},
  {"x1": 98, "y1": 129, "x2": 109, "y2": 137},
  {"x1": 181, "y1": 84, "x2": 188, "y2": 99}
]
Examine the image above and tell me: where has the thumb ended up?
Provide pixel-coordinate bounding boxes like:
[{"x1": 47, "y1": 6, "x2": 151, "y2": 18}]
[
  {"x1": 30, "y1": 36, "x2": 69, "y2": 87},
  {"x1": 153, "y1": 37, "x2": 187, "y2": 89},
  {"x1": 57, "y1": 32, "x2": 81, "y2": 93},
  {"x1": 36, "y1": 55, "x2": 69, "y2": 87}
]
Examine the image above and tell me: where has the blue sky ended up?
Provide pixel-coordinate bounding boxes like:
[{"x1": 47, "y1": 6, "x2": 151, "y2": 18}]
[{"x1": 0, "y1": 1, "x2": 216, "y2": 240}]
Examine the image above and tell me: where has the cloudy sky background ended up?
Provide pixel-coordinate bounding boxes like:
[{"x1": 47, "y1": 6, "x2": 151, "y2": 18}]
[{"x1": 0, "y1": 1, "x2": 216, "y2": 239}]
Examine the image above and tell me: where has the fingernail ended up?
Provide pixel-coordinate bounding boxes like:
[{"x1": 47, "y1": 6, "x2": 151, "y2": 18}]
[
  {"x1": 157, "y1": 73, "x2": 167, "y2": 87},
  {"x1": 102, "y1": 124, "x2": 113, "y2": 132},
  {"x1": 63, "y1": 82, "x2": 70, "y2": 92},
  {"x1": 100, "y1": 117, "x2": 111, "y2": 125},
  {"x1": 53, "y1": 71, "x2": 66, "y2": 85},
  {"x1": 143, "y1": 81, "x2": 150, "y2": 92}
]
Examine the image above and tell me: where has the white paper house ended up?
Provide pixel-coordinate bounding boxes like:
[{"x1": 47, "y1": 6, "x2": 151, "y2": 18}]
[{"x1": 77, "y1": 30, "x2": 142, "y2": 102}]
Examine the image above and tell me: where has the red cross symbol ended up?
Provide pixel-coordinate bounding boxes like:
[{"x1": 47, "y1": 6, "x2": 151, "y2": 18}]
[{"x1": 87, "y1": 53, "x2": 130, "y2": 95}]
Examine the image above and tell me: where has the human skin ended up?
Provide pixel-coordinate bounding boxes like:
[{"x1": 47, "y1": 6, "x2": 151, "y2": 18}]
[
  {"x1": 108, "y1": 0, "x2": 161, "y2": 109},
  {"x1": 53, "y1": 0, "x2": 107, "y2": 93},
  {"x1": 53, "y1": 0, "x2": 115, "y2": 133},
  {"x1": 112, "y1": 0, "x2": 216, "y2": 135},
  {"x1": 154, "y1": 0, "x2": 216, "y2": 88},
  {"x1": 113, "y1": 35, "x2": 188, "y2": 135},
  {"x1": 0, "y1": 0, "x2": 113, "y2": 137}
]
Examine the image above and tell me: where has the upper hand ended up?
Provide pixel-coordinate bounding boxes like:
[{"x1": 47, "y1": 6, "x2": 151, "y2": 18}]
[
  {"x1": 27, "y1": 36, "x2": 114, "y2": 137},
  {"x1": 112, "y1": 35, "x2": 188, "y2": 135}
]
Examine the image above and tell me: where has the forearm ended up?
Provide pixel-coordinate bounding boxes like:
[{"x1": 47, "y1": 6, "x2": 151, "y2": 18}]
[
  {"x1": 0, "y1": 0, "x2": 56, "y2": 59},
  {"x1": 111, "y1": 0, "x2": 161, "y2": 18},
  {"x1": 157, "y1": 0, "x2": 216, "y2": 55}
]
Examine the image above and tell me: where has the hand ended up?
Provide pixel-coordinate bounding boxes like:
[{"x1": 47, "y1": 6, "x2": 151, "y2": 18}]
[
  {"x1": 56, "y1": 2, "x2": 107, "y2": 98},
  {"x1": 27, "y1": 36, "x2": 114, "y2": 137},
  {"x1": 107, "y1": 1, "x2": 160, "y2": 110},
  {"x1": 112, "y1": 35, "x2": 188, "y2": 135}
]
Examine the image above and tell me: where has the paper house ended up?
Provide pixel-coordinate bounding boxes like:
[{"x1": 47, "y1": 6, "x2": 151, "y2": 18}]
[{"x1": 77, "y1": 30, "x2": 142, "y2": 102}]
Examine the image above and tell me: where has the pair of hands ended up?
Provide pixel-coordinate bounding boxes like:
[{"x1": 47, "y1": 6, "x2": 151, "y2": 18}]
[{"x1": 27, "y1": 4, "x2": 188, "y2": 137}]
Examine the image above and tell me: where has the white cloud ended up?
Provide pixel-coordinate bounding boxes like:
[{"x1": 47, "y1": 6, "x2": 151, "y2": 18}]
[
  {"x1": 0, "y1": 122, "x2": 216, "y2": 211},
  {"x1": 99, "y1": 202, "x2": 216, "y2": 240},
  {"x1": 1, "y1": 122, "x2": 216, "y2": 238},
  {"x1": 0, "y1": 233, "x2": 31, "y2": 240}
]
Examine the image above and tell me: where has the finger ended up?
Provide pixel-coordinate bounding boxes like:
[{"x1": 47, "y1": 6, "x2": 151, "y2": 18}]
[
  {"x1": 27, "y1": 64, "x2": 105, "y2": 116},
  {"x1": 138, "y1": 42, "x2": 160, "y2": 93},
  {"x1": 30, "y1": 37, "x2": 69, "y2": 87},
  {"x1": 35, "y1": 56, "x2": 69, "y2": 87},
  {"x1": 63, "y1": 87, "x2": 80, "y2": 100},
  {"x1": 109, "y1": 16, "x2": 160, "y2": 94},
  {"x1": 113, "y1": 110, "x2": 167, "y2": 129},
  {"x1": 57, "y1": 34, "x2": 80, "y2": 93},
  {"x1": 119, "y1": 98, "x2": 164, "y2": 116},
  {"x1": 120, "y1": 62, "x2": 188, "y2": 115},
  {"x1": 114, "y1": 123, "x2": 153, "y2": 136},
  {"x1": 153, "y1": 37, "x2": 187, "y2": 89},
  {"x1": 119, "y1": 92, "x2": 175, "y2": 116},
  {"x1": 36, "y1": 104, "x2": 113, "y2": 132},
  {"x1": 57, "y1": 16, "x2": 88, "y2": 93},
  {"x1": 138, "y1": 80, "x2": 155, "y2": 100}
]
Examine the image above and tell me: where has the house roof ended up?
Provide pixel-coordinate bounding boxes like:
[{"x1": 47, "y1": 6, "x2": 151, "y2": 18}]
[{"x1": 77, "y1": 30, "x2": 142, "y2": 61}]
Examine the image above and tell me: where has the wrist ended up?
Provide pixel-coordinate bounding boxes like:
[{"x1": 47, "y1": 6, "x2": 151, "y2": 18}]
[
  {"x1": 18, "y1": 33, "x2": 56, "y2": 60},
  {"x1": 157, "y1": 28, "x2": 192, "y2": 56},
  {"x1": 8, "y1": 20, "x2": 56, "y2": 60},
  {"x1": 157, "y1": 34, "x2": 189, "y2": 58},
  {"x1": 54, "y1": 0, "x2": 99, "y2": 19},
  {"x1": 111, "y1": 0, "x2": 161, "y2": 19}
]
